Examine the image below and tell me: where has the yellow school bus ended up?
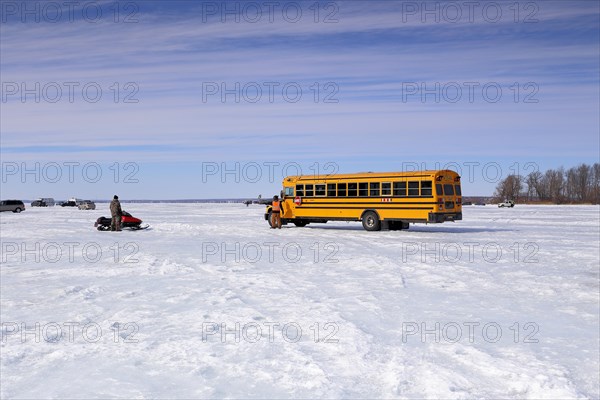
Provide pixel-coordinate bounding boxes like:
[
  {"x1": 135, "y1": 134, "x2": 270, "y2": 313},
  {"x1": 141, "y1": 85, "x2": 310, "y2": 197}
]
[{"x1": 265, "y1": 170, "x2": 462, "y2": 231}]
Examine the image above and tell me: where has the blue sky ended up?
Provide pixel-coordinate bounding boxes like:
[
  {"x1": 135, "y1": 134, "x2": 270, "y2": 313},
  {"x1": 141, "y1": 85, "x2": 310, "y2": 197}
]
[{"x1": 1, "y1": 0, "x2": 599, "y2": 199}]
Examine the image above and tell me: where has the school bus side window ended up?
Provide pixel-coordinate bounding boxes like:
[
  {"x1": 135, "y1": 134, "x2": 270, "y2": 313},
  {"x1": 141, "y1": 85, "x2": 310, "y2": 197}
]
[
  {"x1": 305, "y1": 184, "x2": 314, "y2": 196},
  {"x1": 421, "y1": 181, "x2": 432, "y2": 196},
  {"x1": 338, "y1": 183, "x2": 347, "y2": 197},
  {"x1": 394, "y1": 181, "x2": 407, "y2": 196},
  {"x1": 327, "y1": 184, "x2": 336, "y2": 197},
  {"x1": 296, "y1": 185, "x2": 304, "y2": 196},
  {"x1": 359, "y1": 182, "x2": 368, "y2": 197},
  {"x1": 370, "y1": 182, "x2": 380, "y2": 196},
  {"x1": 315, "y1": 184, "x2": 326, "y2": 196},
  {"x1": 408, "y1": 181, "x2": 419, "y2": 196},
  {"x1": 285, "y1": 187, "x2": 294, "y2": 197},
  {"x1": 382, "y1": 182, "x2": 391, "y2": 196},
  {"x1": 348, "y1": 183, "x2": 357, "y2": 196}
]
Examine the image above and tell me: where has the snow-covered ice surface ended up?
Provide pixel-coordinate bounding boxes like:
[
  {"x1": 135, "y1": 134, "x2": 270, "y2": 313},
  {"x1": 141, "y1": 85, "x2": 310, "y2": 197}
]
[{"x1": 1, "y1": 204, "x2": 599, "y2": 399}]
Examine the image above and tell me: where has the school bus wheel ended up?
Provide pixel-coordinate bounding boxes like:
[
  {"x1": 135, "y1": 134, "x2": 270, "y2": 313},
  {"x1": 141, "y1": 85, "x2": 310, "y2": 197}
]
[
  {"x1": 267, "y1": 211, "x2": 273, "y2": 227},
  {"x1": 362, "y1": 211, "x2": 381, "y2": 231},
  {"x1": 293, "y1": 220, "x2": 308, "y2": 227}
]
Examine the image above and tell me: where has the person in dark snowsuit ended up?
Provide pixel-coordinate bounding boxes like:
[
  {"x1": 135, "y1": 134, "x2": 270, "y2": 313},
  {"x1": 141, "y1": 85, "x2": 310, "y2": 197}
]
[{"x1": 110, "y1": 195, "x2": 123, "y2": 231}]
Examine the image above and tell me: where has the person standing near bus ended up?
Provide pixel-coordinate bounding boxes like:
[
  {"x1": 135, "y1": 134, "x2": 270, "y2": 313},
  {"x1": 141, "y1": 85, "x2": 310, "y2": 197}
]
[
  {"x1": 110, "y1": 195, "x2": 123, "y2": 231},
  {"x1": 271, "y1": 195, "x2": 283, "y2": 229}
]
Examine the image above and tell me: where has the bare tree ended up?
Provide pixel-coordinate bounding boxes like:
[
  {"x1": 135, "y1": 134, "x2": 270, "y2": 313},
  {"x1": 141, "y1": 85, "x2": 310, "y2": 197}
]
[
  {"x1": 591, "y1": 163, "x2": 600, "y2": 204},
  {"x1": 576, "y1": 164, "x2": 591, "y2": 202},
  {"x1": 545, "y1": 168, "x2": 564, "y2": 203},
  {"x1": 526, "y1": 171, "x2": 543, "y2": 201},
  {"x1": 565, "y1": 167, "x2": 577, "y2": 201},
  {"x1": 494, "y1": 174, "x2": 523, "y2": 201}
]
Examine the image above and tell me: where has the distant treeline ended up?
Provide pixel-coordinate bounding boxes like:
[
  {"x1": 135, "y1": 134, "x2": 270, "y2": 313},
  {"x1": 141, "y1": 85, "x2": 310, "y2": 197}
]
[{"x1": 494, "y1": 163, "x2": 600, "y2": 204}]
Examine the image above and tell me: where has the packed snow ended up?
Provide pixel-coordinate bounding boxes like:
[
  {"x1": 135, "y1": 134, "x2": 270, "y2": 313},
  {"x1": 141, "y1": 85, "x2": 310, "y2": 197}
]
[{"x1": 1, "y1": 204, "x2": 599, "y2": 399}]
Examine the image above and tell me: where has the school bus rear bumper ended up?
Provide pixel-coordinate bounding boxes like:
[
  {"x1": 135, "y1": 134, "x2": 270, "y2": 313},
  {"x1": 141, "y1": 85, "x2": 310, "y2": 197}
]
[{"x1": 428, "y1": 212, "x2": 462, "y2": 223}]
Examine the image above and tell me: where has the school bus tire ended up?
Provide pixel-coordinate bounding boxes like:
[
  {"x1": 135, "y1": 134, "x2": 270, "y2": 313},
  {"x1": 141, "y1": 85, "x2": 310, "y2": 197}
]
[
  {"x1": 293, "y1": 220, "x2": 308, "y2": 227},
  {"x1": 362, "y1": 211, "x2": 381, "y2": 231},
  {"x1": 267, "y1": 211, "x2": 273, "y2": 228}
]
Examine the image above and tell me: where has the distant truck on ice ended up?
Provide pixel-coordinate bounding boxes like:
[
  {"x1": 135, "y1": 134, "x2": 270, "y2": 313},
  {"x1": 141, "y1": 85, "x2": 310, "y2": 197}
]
[
  {"x1": 31, "y1": 198, "x2": 55, "y2": 207},
  {"x1": 498, "y1": 200, "x2": 515, "y2": 208}
]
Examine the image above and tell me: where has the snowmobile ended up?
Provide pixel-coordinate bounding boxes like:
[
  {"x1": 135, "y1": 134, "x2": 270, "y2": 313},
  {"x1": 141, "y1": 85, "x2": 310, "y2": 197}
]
[{"x1": 94, "y1": 211, "x2": 149, "y2": 231}]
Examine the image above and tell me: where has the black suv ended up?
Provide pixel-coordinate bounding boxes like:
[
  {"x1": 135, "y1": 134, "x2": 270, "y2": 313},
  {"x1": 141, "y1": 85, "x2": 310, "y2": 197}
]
[{"x1": 0, "y1": 200, "x2": 26, "y2": 213}]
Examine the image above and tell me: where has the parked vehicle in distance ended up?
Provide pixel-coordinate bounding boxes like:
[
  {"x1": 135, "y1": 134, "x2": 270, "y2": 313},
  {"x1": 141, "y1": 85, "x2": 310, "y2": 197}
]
[
  {"x1": 61, "y1": 201, "x2": 78, "y2": 207},
  {"x1": 31, "y1": 197, "x2": 55, "y2": 207},
  {"x1": 78, "y1": 200, "x2": 96, "y2": 210},
  {"x1": 498, "y1": 199, "x2": 515, "y2": 208},
  {"x1": 41, "y1": 197, "x2": 55, "y2": 206},
  {"x1": 0, "y1": 200, "x2": 26, "y2": 213}
]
